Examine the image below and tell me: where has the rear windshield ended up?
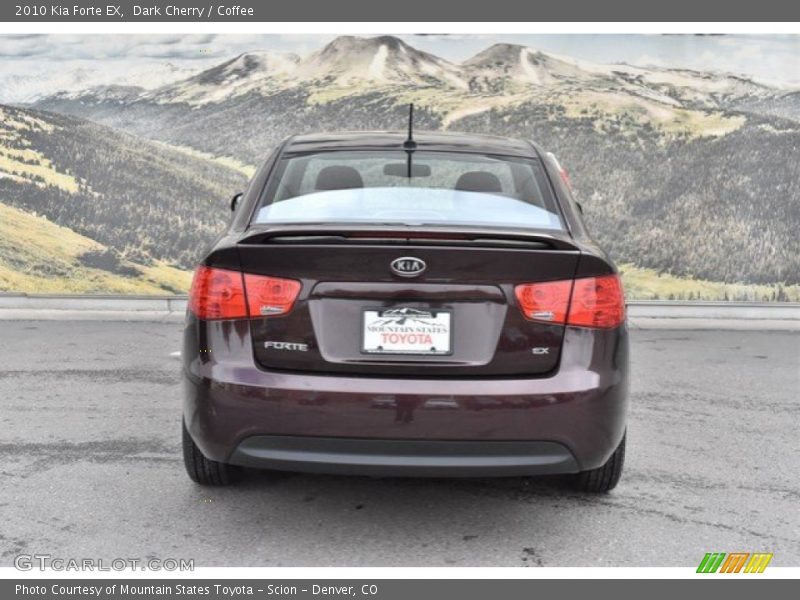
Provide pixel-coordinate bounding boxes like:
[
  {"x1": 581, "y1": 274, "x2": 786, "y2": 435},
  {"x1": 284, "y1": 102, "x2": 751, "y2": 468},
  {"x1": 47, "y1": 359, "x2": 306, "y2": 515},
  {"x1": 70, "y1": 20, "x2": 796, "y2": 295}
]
[{"x1": 253, "y1": 150, "x2": 563, "y2": 230}]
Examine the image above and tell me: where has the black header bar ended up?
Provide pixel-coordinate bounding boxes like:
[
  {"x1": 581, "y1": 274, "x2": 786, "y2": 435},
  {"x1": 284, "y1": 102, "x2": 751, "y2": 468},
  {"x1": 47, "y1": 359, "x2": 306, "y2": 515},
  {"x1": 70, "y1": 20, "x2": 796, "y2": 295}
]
[{"x1": 2, "y1": 0, "x2": 800, "y2": 22}]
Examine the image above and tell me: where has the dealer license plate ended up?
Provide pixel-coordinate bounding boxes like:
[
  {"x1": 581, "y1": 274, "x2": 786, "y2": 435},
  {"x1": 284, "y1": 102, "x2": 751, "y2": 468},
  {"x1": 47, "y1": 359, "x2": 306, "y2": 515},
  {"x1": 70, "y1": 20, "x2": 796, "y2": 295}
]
[{"x1": 362, "y1": 307, "x2": 452, "y2": 355}]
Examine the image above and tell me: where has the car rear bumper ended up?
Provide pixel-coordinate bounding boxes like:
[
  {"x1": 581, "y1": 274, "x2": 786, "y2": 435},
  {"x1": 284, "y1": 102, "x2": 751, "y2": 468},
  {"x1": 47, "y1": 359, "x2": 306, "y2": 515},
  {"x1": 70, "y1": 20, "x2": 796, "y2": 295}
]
[
  {"x1": 182, "y1": 318, "x2": 629, "y2": 474},
  {"x1": 229, "y1": 436, "x2": 578, "y2": 477}
]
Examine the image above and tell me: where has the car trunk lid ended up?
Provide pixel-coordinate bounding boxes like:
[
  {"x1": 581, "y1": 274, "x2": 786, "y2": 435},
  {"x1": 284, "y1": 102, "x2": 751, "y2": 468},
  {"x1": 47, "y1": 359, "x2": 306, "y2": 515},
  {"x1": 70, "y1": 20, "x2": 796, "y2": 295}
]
[{"x1": 237, "y1": 227, "x2": 580, "y2": 376}]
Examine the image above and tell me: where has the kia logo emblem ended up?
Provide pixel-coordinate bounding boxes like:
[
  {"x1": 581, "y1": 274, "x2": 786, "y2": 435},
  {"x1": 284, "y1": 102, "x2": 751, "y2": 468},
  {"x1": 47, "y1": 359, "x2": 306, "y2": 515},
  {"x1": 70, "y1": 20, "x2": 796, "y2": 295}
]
[{"x1": 390, "y1": 256, "x2": 426, "y2": 277}]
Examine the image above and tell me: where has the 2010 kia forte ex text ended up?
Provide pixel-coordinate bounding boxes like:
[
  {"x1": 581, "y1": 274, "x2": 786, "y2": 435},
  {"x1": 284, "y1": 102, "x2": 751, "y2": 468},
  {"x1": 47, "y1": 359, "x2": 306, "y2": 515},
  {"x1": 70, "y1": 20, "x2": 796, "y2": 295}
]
[{"x1": 182, "y1": 126, "x2": 629, "y2": 493}]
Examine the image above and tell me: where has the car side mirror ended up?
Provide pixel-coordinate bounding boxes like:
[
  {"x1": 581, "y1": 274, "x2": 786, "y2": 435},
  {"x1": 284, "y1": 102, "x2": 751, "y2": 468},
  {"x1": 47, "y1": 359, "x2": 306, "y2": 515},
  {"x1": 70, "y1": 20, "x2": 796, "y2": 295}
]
[
  {"x1": 230, "y1": 192, "x2": 243, "y2": 212},
  {"x1": 575, "y1": 201, "x2": 584, "y2": 215}
]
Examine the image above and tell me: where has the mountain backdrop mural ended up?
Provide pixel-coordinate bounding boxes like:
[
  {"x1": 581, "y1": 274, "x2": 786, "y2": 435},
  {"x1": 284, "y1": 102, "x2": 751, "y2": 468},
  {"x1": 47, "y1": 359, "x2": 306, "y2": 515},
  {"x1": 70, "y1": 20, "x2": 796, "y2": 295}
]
[{"x1": 1, "y1": 34, "x2": 799, "y2": 299}]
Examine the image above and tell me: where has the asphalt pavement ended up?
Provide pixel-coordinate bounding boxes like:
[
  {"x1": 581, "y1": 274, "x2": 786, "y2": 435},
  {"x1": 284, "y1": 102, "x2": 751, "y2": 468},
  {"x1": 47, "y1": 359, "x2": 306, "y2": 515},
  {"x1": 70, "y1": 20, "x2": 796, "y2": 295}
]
[{"x1": 1, "y1": 321, "x2": 798, "y2": 567}]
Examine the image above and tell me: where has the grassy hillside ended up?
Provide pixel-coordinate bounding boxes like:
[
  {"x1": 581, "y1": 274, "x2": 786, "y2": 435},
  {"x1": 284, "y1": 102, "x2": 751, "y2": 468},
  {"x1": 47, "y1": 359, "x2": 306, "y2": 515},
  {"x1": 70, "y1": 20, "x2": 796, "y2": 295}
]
[
  {"x1": 620, "y1": 264, "x2": 800, "y2": 302},
  {"x1": 0, "y1": 203, "x2": 191, "y2": 294},
  {"x1": 13, "y1": 37, "x2": 800, "y2": 297},
  {"x1": 35, "y1": 84, "x2": 800, "y2": 290},
  {"x1": 459, "y1": 103, "x2": 800, "y2": 286},
  {"x1": 0, "y1": 104, "x2": 247, "y2": 273}
]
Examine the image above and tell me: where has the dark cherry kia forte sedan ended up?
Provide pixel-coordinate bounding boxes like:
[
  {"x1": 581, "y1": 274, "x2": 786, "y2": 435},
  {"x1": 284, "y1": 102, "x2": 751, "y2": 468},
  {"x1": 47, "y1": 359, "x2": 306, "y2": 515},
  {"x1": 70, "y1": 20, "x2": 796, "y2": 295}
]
[{"x1": 182, "y1": 130, "x2": 628, "y2": 492}]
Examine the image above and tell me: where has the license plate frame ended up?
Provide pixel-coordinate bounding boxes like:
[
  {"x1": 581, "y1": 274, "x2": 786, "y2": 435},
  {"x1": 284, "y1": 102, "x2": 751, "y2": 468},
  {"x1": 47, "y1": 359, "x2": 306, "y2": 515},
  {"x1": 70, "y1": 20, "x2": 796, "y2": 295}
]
[{"x1": 361, "y1": 307, "x2": 453, "y2": 356}]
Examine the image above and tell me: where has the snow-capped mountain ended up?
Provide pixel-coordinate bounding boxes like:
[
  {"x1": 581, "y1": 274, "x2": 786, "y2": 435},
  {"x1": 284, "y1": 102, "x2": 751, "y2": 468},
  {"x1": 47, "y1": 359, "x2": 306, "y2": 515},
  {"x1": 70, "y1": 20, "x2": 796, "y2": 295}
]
[
  {"x1": 292, "y1": 35, "x2": 467, "y2": 89},
  {"x1": 145, "y1": 51, "x2": 300, "y2": 105},
  {"x1": 34, "y1": 35, "x2": 788, "y2": 114},
  {"x1": 137, "y1": 37, "x2": 468, "y2": 106},
  {"x1": 463, "y1": 43, "x2": 610, "y2": 87},
  {"x1": 33, "y1": 35, "x2": 797, "y2": 169}
]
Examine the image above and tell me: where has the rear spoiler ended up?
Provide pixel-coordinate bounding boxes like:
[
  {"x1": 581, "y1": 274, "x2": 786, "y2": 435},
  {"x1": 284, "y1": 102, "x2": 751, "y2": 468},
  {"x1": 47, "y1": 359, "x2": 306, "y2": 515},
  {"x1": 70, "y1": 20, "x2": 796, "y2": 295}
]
[{"x1": 238, "y1": 224, "x2": 580, "y2": 251}]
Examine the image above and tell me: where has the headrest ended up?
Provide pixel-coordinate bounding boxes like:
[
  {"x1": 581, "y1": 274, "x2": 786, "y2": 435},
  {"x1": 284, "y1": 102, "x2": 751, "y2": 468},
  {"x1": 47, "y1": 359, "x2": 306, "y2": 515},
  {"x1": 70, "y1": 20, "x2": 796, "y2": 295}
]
[
  {"x1": 454, "y1": 171, "x2": 502, "y2": 194},
  {"x1": 315, "y1": 166, "x2": 364, "y2": 191}
]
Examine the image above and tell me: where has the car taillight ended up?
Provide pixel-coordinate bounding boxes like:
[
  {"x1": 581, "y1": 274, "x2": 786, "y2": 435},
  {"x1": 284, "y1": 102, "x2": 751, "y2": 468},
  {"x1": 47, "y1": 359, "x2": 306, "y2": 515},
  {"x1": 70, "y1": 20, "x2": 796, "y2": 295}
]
[
  {"x1": 567, "y1": 274, "x2": 626, "y2": 328},
  {"x1": 188, "y1": 266, "x2": 301, "y2": 320},
  {"x1": 189, "y1": 266, "x2": 248, "y2": 320},
  {"x1": 243, "y1": 273, "x2": 301, "y2": 317},
  {"x1": 514, "y1": 280, "x2": 572, "y2": 324},
  {"x1": 515, "y1": 274, "x2": 625, "y2": 329}
]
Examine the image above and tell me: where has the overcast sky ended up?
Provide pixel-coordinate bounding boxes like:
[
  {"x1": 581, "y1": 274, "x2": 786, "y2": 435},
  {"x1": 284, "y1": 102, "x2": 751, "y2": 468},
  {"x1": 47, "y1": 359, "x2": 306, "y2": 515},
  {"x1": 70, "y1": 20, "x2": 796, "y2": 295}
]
[{"x1": 1, "y1": 34, "x2": 798, "y2": 102}]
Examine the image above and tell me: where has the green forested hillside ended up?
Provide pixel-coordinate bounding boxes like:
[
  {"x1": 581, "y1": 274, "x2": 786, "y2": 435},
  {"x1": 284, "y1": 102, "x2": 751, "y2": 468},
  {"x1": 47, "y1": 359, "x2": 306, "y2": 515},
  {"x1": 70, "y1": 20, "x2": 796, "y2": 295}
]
[
  {"x1": 18, "y1": 36, "x2": 800, "y2": 296},
  {"x1": 0, "y1": 104, "x2": 247, "y2": 276},
  {"x1": 37, "y1": 89, "x2": 800, "y2": 287},
  {"x1": 457, "y1": 104, "x2": 800, "y2": 285},
  {"x1": 0, "y1": 202, "x2": 192, "y2": 294}
]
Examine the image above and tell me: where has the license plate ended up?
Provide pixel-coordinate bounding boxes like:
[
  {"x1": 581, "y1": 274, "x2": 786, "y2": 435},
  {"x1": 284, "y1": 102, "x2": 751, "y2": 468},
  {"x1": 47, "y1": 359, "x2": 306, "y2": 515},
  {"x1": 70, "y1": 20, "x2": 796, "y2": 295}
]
[{"x1": 362, "y1": 308, "x2": 452, "y2": 355}]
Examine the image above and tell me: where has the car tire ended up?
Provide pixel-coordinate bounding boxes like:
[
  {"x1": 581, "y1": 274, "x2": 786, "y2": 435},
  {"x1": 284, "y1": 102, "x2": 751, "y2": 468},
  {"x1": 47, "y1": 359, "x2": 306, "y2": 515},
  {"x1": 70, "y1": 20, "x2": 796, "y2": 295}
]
[
  {"x1": 182, "y1": 421, "x2": 236, "y2": 486},
  {"x1": 572, "y1": 433, "x2": 625, "y2": 493}
]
